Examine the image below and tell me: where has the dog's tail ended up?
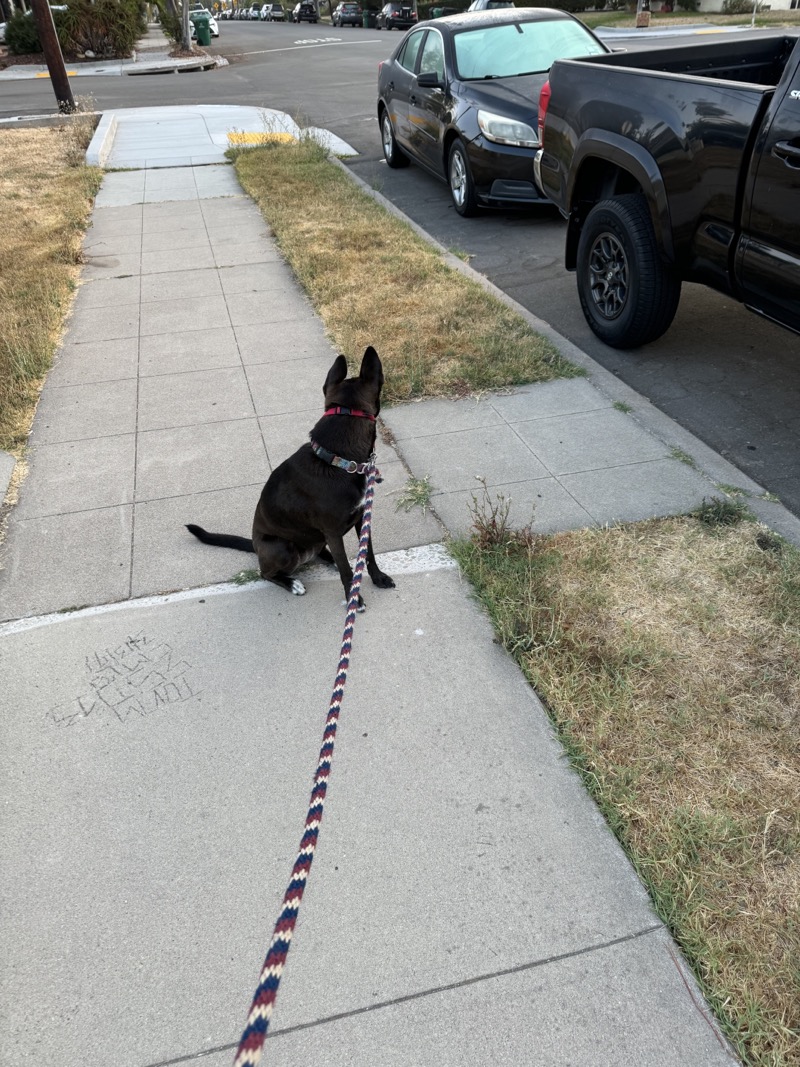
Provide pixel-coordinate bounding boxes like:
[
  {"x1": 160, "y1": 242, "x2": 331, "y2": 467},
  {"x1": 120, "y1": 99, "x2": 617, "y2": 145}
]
[{"x1": 186, "y1": 524, "x2": 255, "y2": 554}]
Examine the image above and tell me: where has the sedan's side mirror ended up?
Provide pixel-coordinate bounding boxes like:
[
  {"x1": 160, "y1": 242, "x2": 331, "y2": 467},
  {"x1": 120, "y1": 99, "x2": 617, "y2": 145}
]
[{"x1": 417, "y1": 71, "x2": 444, "y2": 89}]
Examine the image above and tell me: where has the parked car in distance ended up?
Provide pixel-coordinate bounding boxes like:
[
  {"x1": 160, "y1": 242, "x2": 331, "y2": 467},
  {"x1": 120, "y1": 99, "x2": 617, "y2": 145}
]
[
  {"x1": 262, "y1": 2, "x2": 286, "y2": 18},
  {"x1": 377, "y1": 8, "x2": 608, "y2": 216},
  {"x1": 376, "y1": 1, "x2": 417, "y2": 29},
  {"x1": 292, "y1": 0, "x2": 318, "y2": 20},
  {"x1": 467, "y1": 0, "x2": 514, "y2": 8},
  {"x1": 333, "y1": 1, "x2": 362, "y2": 24}
]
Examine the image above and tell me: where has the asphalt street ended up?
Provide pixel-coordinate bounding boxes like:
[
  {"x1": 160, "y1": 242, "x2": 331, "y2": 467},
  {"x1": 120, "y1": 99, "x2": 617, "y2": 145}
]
[{"x1": 2, "y1": 18, "x2": 799, "y2": 516}]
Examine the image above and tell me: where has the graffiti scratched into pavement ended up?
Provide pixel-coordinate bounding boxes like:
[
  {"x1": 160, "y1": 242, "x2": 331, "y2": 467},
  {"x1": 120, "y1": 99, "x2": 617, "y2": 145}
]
[{"x1": 48, "y1": 632, "x2": 201, "y2": 728}]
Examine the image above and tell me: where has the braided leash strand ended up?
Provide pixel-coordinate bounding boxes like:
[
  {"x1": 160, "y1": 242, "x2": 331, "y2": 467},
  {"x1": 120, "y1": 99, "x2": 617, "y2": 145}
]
[{"x1": 234, "y1": 462, "x2": 378, "y2": 1067}]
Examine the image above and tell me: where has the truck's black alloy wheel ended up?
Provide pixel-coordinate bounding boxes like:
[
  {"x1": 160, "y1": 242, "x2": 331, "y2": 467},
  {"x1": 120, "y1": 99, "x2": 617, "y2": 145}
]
[{"x1": 577, "y1": 194, "x2": 681, "y2": 348}]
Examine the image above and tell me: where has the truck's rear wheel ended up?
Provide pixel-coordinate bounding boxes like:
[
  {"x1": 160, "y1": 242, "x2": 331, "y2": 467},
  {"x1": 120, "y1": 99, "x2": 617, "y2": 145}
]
[{"x1": 577, "y1": 194, "x2": 681, "y2": 348}]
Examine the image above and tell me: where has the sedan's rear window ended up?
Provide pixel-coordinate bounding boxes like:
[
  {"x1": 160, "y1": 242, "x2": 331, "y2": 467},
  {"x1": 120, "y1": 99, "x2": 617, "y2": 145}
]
[{"x1": 454, "y1": 18, "x2": 605, "y2": 80}]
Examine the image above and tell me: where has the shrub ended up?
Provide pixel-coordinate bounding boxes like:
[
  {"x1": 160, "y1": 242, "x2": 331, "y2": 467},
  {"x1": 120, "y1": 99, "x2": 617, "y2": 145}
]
[
  {"x1": 7, "y1": 0, "x2": 146, "y2": 58},
  {"x1": 6, "y1": 11, "x2": 44, "y2": 54},
  {"x1": 58, "y1": 0, "x2": 146, "y2": 58},
  {"x1": 722, "y1": 0, "x2": 765, "y2": 12}
]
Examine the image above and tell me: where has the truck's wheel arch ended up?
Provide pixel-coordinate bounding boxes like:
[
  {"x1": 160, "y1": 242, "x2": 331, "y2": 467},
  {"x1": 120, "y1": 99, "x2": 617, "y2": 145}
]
[{"x1": 565, "y1": 132, "x2": 674, "y2": 269}]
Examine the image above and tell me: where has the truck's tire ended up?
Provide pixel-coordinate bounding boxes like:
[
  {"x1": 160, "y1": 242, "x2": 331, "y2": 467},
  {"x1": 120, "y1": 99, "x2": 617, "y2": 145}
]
[{"x1": 576, "y1": 194, "x2": 681, "y2": 349}]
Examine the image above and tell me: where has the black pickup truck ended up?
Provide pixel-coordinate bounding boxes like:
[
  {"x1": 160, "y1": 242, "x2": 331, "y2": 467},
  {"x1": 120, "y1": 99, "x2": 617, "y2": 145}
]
[{"x1": 534, "y1": 33, "x2": 800, "y2": 348}]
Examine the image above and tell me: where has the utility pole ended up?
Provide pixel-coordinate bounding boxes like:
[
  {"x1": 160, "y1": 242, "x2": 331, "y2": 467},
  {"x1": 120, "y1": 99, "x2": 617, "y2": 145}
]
[
  {"x1": 636, "y1": 0, "x2": 651, "y2": 28},
  {"x1": 29, "y1": 0, "x2": 75, "y2": 112},
  {"x1": 181, "y1": 0, "x2": 191, "y2": 50}
]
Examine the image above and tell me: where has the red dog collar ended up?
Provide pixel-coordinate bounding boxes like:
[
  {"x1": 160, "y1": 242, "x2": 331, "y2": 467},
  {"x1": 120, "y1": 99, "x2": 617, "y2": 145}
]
[{"x1": 323, "y1": 406, "x2": 376, "y2": 421}]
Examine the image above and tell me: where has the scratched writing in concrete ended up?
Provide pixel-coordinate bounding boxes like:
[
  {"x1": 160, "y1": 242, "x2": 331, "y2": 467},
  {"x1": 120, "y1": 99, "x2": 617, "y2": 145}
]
[{"x1": 48, "y1": 631, "x2": 201, "y2": 727}]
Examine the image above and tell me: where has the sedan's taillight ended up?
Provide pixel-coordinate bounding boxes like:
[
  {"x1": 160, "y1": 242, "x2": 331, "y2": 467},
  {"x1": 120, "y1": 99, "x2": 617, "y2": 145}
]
[{"x1": 538, "y1": 79, "x2": 551, "y2": 145}]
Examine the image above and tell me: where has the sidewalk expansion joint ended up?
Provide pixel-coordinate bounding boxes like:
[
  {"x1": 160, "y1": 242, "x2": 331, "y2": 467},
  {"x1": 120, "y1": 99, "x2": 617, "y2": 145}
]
[{"x1": 142, "y1": 923, "x2": 664, "y2": 1067}]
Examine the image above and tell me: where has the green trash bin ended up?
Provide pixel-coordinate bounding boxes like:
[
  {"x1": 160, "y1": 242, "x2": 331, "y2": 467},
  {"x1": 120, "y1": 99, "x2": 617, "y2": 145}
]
[
  {"x1": 194, "y1": 14, "x2": 212, "y2": 45},
  {"x1": 362, "y1": 8, "x2": 376, "y2": 25}
]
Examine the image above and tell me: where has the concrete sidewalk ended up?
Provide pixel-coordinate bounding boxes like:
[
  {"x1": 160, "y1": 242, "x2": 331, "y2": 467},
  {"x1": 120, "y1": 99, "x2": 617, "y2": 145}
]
[{"x1": 0, "y1": 105, "x2": 763, "y2": 1066}]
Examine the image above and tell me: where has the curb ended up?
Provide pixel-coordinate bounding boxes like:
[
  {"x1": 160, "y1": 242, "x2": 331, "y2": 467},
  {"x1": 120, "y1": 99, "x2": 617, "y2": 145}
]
[
  {"x1": 0, "y1": 451, "x2": 15, "y2": 502},
  {"x1": 332, "y1": 156, "x2": 800, "y2": 548},
  {"x1": 85, "y1": 109, "x2": 117, "y2": 167},
  {"x1": 125, "y1": 54, "x2": 225, "y2": 75}
]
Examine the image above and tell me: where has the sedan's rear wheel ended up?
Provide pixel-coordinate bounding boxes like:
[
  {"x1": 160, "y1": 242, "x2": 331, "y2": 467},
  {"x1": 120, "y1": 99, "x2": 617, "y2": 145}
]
[
  {"x1": 381, "y1": 110, "x2": 410, "y2": 169},
  {"x1": 448, "y1": 138, "x2": 478, "y2": 217}
]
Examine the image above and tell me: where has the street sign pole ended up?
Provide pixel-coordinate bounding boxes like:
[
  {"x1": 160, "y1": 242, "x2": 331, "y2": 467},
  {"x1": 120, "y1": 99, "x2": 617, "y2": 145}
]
[{"x1": 29, "y1": 0, "x2": 75, "y2": 112}]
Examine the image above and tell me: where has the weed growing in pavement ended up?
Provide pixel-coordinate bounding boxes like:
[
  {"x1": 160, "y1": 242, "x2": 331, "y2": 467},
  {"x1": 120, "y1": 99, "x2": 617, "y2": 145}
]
[
  {"x1": 716, "y1": 482, "x2": 750, "y2": 498},
  {"x1": 694, "y1": 496, "x2": 753, "y2": 527},
  {"x1": 231, "y1": 569, "x2": 261, "y2": 585},
  {"x1": 395, "y1": 474, "x2": 434, "y2": 515},
  {"x1": 670, "y1": 446, "x2": 698, "y2": 468},
  {"x1": 466, "y1": 477, "x2": 536, "y2": 552}
]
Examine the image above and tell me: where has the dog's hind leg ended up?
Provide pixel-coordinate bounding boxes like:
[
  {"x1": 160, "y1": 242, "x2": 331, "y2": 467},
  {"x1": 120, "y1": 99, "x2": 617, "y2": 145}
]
[
  {"x1": 256, "y1": 536, "x2": 306, "y2": 596},
  {"x1": 317, "y1": 547, "x2": 336, "y2": 566}
]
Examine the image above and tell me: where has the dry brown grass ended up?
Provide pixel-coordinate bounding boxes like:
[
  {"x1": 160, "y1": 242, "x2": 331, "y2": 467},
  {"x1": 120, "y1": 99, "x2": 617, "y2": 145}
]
[
  {"x1": 453, "y1": 512, "x2": 800, "y2": 1066},
  {"x1": 233, "y1": 140, "x2": 578, "y2": 403},
  {"x1": 0, "y1": 124, "x2": 102, "y2": 458}
]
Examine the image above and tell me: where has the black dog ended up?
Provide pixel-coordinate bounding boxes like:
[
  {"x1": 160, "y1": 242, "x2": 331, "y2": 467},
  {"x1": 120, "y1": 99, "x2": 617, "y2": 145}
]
[{"x1": 187, "y1": 346, "x2": 395, "y2": 606}]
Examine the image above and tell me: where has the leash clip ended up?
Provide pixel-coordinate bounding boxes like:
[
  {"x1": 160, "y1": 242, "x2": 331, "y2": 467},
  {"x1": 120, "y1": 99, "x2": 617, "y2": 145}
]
[{"x1": 345, "y1": 460, "x2": 358, "y2": 474}]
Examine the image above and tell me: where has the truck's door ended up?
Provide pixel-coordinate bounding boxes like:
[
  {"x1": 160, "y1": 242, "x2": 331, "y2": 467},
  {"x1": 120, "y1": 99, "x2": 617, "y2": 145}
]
[{"x1": 738, "y1": 53, "x2": 800, "y2": 333}]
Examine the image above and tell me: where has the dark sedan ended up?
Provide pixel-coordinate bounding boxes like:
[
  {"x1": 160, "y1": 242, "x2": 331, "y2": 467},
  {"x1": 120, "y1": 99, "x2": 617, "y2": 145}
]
[
  {"x1": 377, "y1": 9, "x2": 608, "y2": 216},
  {"x1": 377, "y1": 1, "x2": 417, "y2": 30}
]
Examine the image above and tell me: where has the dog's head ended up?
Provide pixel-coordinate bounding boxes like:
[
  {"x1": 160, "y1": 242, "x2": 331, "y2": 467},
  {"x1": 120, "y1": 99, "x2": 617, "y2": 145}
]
[{"x1": 323, "y1": 346, "x2": 384, "y2": 416}]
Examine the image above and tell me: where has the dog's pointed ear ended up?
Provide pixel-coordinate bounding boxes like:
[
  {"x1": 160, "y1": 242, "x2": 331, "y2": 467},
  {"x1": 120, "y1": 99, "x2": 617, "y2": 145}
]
[
  {"x1": 324, "y1": 355, "x2": 348, "y2": 394},
  {"x1": 359, "y1": 346, "x2": 383, "y2": 385}
]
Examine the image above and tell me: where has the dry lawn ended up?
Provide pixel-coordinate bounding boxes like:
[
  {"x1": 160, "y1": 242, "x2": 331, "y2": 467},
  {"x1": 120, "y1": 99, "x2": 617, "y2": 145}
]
[
  {"x1": 0, "y1": 124, "x2": 102, "y2": 457},
  {"x1": 453, "y1": 510, "x2": 800, "y2": 1066},
  {"x1": 233, "y1": 140, "x2": 577, "y2": 402}
]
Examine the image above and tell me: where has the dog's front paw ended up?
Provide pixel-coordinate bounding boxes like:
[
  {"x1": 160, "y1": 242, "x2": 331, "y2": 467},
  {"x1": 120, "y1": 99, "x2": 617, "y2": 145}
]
[
  {"x1": 371, "y1": 572, "x2": 396, "y2": 589},
  {"x1": 342, "y1": 595, "x2": 367, "y2": 612},
  {"x1": 291, "y1": 579, "x2": 306, "y2": 596}
]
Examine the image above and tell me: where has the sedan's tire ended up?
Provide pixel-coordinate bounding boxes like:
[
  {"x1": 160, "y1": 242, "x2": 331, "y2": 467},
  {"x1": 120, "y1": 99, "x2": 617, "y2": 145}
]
[
  {"x1": 576, "y1": 194, "x2": 681, "y2": 349},
  {"x1": 448, "y1": 138, "x2": 478, "y2": 217},
  {"x1": 380, "y1": 109, "x2": 410, "y2": 169}
]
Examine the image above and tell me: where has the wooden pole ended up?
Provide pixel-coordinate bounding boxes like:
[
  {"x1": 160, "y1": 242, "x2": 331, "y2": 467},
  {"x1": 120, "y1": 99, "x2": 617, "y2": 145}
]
[{"x1": 29, "y1": 0, "x2": 75, "y2": 112}]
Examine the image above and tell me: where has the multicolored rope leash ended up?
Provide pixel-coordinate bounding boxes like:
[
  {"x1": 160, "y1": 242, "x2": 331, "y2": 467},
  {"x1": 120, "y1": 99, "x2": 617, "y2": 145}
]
[{"x1": 233, "y1": 459, "x2": 379, "y2": 1067}]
